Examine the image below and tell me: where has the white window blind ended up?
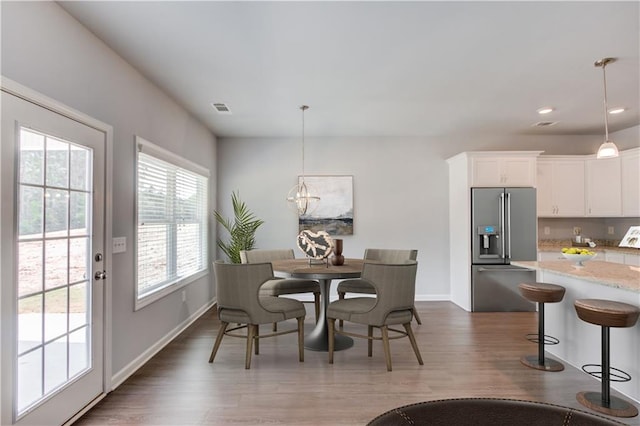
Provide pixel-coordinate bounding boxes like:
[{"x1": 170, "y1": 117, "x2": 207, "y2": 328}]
[{"x1": 136, "y1": 137, "x2": 208, "y2": 304}]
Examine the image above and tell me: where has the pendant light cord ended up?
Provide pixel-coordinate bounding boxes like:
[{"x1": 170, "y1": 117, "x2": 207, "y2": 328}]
[
  {"x1": 602, "y1": 62, "x2": 610, "y2": 141},
  {"x1": 300, "y1": 105, "x2": 308, "y2": 180}
]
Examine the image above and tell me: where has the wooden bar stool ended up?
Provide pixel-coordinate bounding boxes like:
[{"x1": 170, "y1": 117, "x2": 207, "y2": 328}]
[
  {"x1": 574, "y1": 299, "x2": 640, "y2": 418},
  {"x1": 518, "y1": 282, "x2": 566, "y2": 372}
]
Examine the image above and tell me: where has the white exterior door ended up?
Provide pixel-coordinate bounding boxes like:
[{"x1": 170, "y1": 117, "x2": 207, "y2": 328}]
[{"x1": 1, "y1": 89, "x2": 106, "y2": 425}]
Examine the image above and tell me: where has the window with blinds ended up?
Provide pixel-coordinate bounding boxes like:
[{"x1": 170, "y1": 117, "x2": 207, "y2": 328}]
[{"x1": 135, "y1": 137, "x2": 209, "y2": 306}]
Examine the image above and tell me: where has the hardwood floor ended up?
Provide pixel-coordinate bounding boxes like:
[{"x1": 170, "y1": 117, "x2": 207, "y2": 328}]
[{"x1": 75, "y1": 302, "x2": 639, "y2": 425}]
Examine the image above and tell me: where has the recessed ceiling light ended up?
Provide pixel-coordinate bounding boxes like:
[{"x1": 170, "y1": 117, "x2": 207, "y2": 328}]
[
  {"x1": 608, "y1": 107, "x2": 626, "y2": 114},
  {"x1": 537, "y1": 107, "x2": 554, "y2": 114}
]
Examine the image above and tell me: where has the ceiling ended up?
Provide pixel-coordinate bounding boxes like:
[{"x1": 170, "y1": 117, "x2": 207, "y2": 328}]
[{"x1": 58, "y1": 1, "x2": 639, "y2": 139}]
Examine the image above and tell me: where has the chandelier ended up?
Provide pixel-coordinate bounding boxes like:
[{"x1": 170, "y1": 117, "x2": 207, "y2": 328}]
[
  {"x1": 594, "y1": 58, "x2": 619, "y2": 159},
  {"x1": 287, "y1": 105, "x2": 320, "y2": 214}
]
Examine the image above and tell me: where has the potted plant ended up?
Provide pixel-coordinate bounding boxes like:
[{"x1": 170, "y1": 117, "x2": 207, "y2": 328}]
[{"x1": 214, "y1": 191, "x2": 264, "y2": 263}]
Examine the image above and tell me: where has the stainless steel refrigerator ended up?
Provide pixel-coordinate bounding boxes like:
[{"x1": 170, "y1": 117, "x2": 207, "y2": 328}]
[{"x1": 471, "y1": 187, "x2": 537, "y2": 312}]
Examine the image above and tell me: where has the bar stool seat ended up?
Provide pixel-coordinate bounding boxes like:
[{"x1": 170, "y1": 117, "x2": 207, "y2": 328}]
[
  {"x1": 518, "y1": 282, "x2": 565, "y2": 372},
  {"x1": 574, "y1": 299, "x2": 640, "y2": 418}
]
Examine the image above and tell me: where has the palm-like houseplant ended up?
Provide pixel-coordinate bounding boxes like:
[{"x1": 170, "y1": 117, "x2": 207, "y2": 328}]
[{"x1": 214, "y1": 191, "x2": 264, "y2": 263}]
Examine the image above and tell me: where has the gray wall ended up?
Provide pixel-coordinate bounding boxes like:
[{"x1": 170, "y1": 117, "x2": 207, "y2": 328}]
[{"x1": 1, "y1": 2, "x2": 217, "y2": 376}]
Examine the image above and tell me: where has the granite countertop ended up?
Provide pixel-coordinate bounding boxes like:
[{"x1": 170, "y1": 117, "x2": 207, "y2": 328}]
[
  {"x1": 512, "y1": 260, "x2": 640, "y2": 293},
  {"x1": 538, "y1": 239, "x2": 640, "y2": 255}
]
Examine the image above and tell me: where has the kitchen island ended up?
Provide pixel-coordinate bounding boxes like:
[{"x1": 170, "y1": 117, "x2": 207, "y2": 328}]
[{"x1": 512, "y1": 260, "x2": 640, "y2": 405}]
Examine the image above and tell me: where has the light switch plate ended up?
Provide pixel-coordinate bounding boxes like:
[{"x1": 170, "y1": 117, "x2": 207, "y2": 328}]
[
  {"x1": 113, "y1": 237, "x2": 126, "y2": 254},
  {"x1": 544, "y1": 226, "x2": 550, "y2": 235},
  {"x1": 608, "y1": 226, "x2": 615, "y2": 235}
]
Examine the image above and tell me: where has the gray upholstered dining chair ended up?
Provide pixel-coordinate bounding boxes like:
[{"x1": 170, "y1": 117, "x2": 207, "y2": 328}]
[
  {"x1": 327, "y1": 260, "x2": 423, "y2": 371},
  {"x1": 240, "y1": 249, "x2": 320, "y2": 330},
  {"x1": 336, "y1": 249, "x2": 421, "y2": 326},
  {"x1": 209, "y1": 260, "x2": 306, "y2": 369}
]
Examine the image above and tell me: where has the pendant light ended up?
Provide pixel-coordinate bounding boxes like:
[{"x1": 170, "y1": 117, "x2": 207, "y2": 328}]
[
  {"x1": 287, "y1": 105, "x2": 320, "y2": 215},
  {"x1": 594, "y1": 58, "x2": 619, "y2": 159}
]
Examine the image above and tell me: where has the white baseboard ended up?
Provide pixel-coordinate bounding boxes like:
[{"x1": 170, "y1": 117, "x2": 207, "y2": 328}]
[{"x1": 110, "y1": 299, "x2": 216, "y2": 389}]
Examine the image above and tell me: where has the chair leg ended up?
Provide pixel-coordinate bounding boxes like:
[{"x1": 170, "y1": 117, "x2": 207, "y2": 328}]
[
  {"x1": 209, "y1": 321, "x2": 229, "y2": 363},
  {"x1": 381, "y1": 325, "x2": 392, "y2": 372},
  {"x1": 368, "y1": 325, "x2": 374, "y2": 357},
  {"x1": 313, "y1": 292, "x2": 320, "y2": 323},
  {"x1": 245, "y1": 324, "x2": 256, "y2": 369},
  {"x1": 412, "y1": 304, "x2": 423, "y2": 325},
  {"x1": 297, "y1": 317, "x2": 305, "y2": 362},
  {"x1": 338, "y1": 292, "x2": 345, "y2": 328},
  {"x1": 254, "y1": 324, "x2": 260, "y2": 355},
  {"x1": 404, "y1": 323, "x2": 424, "y2": 365},
  {"x1": 328, "y1": 318, "x2": 336, "y2": 364}
]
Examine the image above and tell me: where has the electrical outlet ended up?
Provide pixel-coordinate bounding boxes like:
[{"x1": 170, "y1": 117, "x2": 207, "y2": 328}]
[
  {"x1": 113, "y1": 237, "x2": 126, "y2": 254},
  {"x1": 544, "y1": 226, "x2": 550, "y2": 235},
  {"x1": 573, "y1": 227, "x2": 582, "y2": 235},
  {"x1": 608, "y1": 226, "x2": 615, "y2": 235},
  {"x1": 181, "y1": 290, "x2": 186, "y2": 302}
]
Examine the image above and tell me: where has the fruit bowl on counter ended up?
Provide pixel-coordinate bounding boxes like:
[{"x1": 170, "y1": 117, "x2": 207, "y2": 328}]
[{"x1": 561, "y1": 248, "x2": 596, "y2": 267}]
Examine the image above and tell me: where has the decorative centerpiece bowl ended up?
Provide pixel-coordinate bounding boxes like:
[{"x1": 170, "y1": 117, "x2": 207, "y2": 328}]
[{"x1": 562, "y1": 252, "x2": 596, "y2": 267}]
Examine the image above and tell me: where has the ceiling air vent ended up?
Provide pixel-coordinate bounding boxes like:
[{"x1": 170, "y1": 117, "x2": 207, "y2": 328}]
[
  {"x1": 532, "y1": 121, "x2": 558, "y2": 127},
  {"x1": 211, "y1": 102, "x2": 232, "y2": 115}
]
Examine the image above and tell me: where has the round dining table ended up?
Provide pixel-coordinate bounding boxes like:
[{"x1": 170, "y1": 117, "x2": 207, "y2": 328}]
[{"x1": 271, "y1": 258, "x2": 364, "y2": 351}]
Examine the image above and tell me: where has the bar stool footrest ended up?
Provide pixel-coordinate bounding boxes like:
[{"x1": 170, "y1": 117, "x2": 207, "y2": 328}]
[
  {"x1": 581, "y1": 364, "x2": 632, "y2": 383},
  {"x1": 525, "y1": 333, "x2": 560, "y2": 346}
]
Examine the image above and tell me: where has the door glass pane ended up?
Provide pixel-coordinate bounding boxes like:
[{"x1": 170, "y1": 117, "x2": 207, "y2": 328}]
[
  {"x1": 44, "y1": 287, "x2": 68, "y2": 342},
  {"x1": 18, "y1": 294, "x2": 42, "y2": 354},
  {"x1": 19, "y1": 129, "x2": 44, "y2": 186},
  {"x1": 44, "y1": 335, "x2": 68, "y2": 394},
  {"x1": 19, "y1": 185, "x2": 44, "y2": 238},
  {"x1": 69, "y1": 327, "x2": 89, "y2": 378},
  {"x1": 18, "y1": 241, "x2": 43, "y2": 297},
  {"x1": 69, "y1": 192, "x2": 89, "y2": 236},
  {"x1": 69, "y1": 238, "x2": 88, "y2": 284},
  {"x1": 45, "y1": 239, "x2": 68, "y2": 290},
  {"x1": 45, "y1": 189, "x2": 69, "y2": 237},
  {"x1": 18, "y1": 348, "x2": 43, "y2": 411},
  {"x1": 70, "y1": 145, "x2": 90, "y2": 191},
  {"x1": 69, "y1": 282, "x2": 88, "y2": 330},
  {"x1": 46, "y1": 138, "x2": 68, "y2": 188}
]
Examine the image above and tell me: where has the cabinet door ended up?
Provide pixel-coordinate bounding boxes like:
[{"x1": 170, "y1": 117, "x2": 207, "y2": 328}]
[
  {"x1": 553, "y1": 160, "x2": 585, "y2": 216},
  {"x1": 503, "y1": 158, "x2": 536, "y2": 186},
  {"x1": 621, "y1": 150, "x2": 640, "y2": 217},
  {"x1": 586, "y1": 157, "x2": 621, "y2": 216},
  {"x1": 472, "y1": 156, "x2": 536, "y2": 187},
  {"x1": 472, "y1": 157, "x2": 503, "y2": 186},
  {"x1": 536, "y1": 161, "x2": 554, "y2": 216}
]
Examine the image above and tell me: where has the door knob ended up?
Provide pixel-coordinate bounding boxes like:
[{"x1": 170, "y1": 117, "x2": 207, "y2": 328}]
[{"x1": 94, "y1": 270, "x2": 107, "y2": 280}]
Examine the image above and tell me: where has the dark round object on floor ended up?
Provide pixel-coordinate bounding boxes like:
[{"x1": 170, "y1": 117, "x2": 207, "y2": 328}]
[{"x1": 367, "y1": 398, "x2": 626, "y2": 425}]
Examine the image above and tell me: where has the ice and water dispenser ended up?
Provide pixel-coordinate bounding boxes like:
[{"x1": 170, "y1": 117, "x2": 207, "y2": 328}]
[{"x1": 476, "y1": 225, "x2": 500, "y2": 259}]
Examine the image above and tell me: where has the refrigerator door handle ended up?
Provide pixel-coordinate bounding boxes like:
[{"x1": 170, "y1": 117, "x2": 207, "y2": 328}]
[
  {"x1": 499, "y1": 193, "x2": 506, "y2": 259},
  {"x1": 506, "y1": 191, "x2": 512, "y2": 259}
]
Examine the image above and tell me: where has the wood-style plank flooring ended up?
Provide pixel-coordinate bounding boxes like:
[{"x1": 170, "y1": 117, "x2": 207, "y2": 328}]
[{"x1": 75, "y1": 302, "x2": 640, "y2": 425}]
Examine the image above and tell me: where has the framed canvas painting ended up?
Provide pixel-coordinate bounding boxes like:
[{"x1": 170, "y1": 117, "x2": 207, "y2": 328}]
[{"x1": 298, "y1": 175, "x2": 353, "y2": 235}]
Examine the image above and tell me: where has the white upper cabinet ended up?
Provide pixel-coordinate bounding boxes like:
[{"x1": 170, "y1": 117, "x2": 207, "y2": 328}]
[
  {"x1": 470, "y1": 152, "x2": 540, "y2": 187},
  {"x1": 621, "y1": 148, "x2": 640, "y2": 217},
  {"x1": 537, "y1": 158, "x2": 585, "y2": 217},
  {"x1": 585, "y1": 156, "x2": 622, "y2": 216}
]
